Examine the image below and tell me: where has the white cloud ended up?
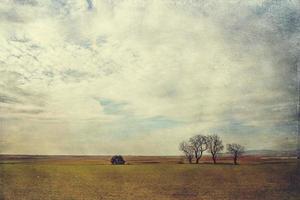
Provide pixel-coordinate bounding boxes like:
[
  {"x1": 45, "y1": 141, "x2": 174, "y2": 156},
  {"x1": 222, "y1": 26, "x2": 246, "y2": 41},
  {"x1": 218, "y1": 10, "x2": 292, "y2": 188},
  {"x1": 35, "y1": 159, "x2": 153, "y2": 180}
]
[{"x1": 0, "y1": 0, "x2": 298, "y2": 154}]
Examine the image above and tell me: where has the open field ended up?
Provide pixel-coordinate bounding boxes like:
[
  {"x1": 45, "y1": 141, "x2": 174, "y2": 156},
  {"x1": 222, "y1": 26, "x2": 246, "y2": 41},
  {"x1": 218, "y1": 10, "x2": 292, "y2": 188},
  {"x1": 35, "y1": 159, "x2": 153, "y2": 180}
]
[{"x1": 0, "y1": 156, "x2": 299, "y2": 200}]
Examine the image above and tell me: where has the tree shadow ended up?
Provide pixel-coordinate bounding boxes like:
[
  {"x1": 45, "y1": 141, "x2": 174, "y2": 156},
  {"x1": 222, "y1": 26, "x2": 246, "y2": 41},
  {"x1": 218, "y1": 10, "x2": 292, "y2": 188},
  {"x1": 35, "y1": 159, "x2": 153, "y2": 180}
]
[{"x1": 194, "y1": 161, "x2": 237, "y2": 165}]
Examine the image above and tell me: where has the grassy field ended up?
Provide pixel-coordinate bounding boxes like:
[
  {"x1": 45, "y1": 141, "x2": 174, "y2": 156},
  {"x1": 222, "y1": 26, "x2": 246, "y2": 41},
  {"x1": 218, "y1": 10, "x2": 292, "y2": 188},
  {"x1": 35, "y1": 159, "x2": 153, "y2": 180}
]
[{"x1": 0, "y1": 156, "x2": 299, "y2": 200}]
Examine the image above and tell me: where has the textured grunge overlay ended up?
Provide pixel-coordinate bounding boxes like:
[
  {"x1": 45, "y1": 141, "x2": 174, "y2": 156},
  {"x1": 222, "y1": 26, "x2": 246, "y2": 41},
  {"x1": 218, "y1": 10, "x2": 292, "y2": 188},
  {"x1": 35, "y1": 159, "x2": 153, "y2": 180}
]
[{"x1": 0, "y1": 0, "x2": 299, "y2": 155}]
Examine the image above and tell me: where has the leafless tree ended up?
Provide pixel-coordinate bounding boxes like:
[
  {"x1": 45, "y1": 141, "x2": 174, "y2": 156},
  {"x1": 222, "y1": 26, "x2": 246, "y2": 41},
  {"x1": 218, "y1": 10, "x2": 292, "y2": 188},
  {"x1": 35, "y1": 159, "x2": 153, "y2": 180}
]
[
  {"x1": 189, "y1": 135, "x2": 208, "y2": 164},
  {"x1": 227, "y1": 143, "x2": 245, "y2": 165},
  {"x1": 179, "y1": 141, "x2": 194, "y2": 164},
  {"x1": 207, "y1": 134, "x2": 224, "y2": 164}
]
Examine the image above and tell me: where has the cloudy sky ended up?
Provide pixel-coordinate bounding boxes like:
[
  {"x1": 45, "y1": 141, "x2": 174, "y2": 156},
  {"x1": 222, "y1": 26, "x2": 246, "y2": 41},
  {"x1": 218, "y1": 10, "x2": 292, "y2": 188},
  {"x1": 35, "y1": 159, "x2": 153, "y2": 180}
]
[{"x1": 0, "y1": 0, "x2": 299, "y2": 155}]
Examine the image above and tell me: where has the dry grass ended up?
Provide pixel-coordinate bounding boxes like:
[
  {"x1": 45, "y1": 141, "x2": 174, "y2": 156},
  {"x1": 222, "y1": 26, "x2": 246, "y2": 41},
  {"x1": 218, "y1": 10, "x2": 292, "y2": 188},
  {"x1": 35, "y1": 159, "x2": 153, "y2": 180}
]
[{"x1": 0, "y1": 156, "x2": 299, "y2": 200}]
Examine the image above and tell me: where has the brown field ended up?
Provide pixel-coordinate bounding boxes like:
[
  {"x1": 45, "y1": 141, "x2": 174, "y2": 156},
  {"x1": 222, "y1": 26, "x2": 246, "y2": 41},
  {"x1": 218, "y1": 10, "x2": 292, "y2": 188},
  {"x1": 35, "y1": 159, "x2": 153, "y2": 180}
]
[{"x1": 0, "y1": 155, "x2": 299, "y2": 200}]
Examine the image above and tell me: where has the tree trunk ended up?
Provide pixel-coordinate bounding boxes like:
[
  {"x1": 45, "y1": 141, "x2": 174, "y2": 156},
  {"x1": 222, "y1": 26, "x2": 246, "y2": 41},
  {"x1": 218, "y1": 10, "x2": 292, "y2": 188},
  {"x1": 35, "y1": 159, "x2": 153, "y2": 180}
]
[
  {"x1": 188, "y1": 157, "x2": 192, "y2": 164},
  {"x1": 233, "y1": 152, "x2": 238, "y2": 165},
  {"x1": 196, "y1": 152, "x2": 202, "y2": 164},
  {"x1": 212, "y1": 155, "x2": 216, "y2": 164},
  {"x1": 234, "y1": 156, "x2": 237, "y2": 165}
]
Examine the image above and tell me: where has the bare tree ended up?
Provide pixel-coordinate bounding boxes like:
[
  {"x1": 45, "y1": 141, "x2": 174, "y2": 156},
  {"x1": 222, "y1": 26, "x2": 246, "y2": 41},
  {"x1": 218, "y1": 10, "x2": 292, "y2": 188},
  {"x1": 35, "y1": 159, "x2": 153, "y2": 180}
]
[
  {"x1": 179, "y1": 141, "x2": 194, "y2": 164},
  {"x1": 207, "y1": 134, "x2": 224, "y2": 164},
  {"x1": 227, "y1": 143, "x2": 245, "y2": 165},
  {"x1": 189, "y1": 135, "x2": 208, "y2": 164}
]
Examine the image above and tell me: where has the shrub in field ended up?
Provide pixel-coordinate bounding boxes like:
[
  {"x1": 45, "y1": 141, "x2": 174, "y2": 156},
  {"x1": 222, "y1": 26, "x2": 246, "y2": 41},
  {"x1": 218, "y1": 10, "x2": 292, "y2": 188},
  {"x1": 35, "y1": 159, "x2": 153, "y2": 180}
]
[{"x1": 111, "y1": 155, "x2": 126, "y2": 165}]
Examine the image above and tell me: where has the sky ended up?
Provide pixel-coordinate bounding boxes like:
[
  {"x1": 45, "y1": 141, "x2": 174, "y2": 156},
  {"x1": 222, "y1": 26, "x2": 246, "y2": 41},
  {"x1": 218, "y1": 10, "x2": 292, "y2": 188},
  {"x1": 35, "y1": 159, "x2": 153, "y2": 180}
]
[{"x1": 0, "y1": 0, "x2": 299, "y2": 155}]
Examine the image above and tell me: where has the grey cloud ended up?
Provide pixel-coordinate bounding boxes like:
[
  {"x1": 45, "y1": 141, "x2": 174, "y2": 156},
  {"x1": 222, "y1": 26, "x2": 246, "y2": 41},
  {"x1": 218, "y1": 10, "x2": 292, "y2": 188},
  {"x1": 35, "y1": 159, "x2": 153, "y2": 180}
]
[
  {"x1": 0, "y1": 106, "x2": 44, "y2": 115},
  {"x1": 60, "y1": 69, "x2": 90, "y2": 82},
  {"x1": 0, "y1": 94, "x2": 20, "y2": 104},
  {"x1": 13, "y1": 0, "x2": 38, "y2": 6},
  {"x1": 0, "y1": 10, "x2": 24, "y2": 23},
  {"x1": 9, "y1": 34, "x2": 30, "y2": 43},
  {"x1": 86, "y1": 0, "x2": 93, "y2": 10},
  {"x1": 0, "y1": 72, "x2": 46, "y2": 108}
]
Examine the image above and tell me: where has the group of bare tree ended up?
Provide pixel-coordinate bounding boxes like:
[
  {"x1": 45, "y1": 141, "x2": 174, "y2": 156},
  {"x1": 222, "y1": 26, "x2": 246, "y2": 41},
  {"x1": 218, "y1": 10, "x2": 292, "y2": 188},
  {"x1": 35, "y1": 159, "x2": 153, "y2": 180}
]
[{"x1": 179, "y1": 134, "x2": 245, "y2": 165}]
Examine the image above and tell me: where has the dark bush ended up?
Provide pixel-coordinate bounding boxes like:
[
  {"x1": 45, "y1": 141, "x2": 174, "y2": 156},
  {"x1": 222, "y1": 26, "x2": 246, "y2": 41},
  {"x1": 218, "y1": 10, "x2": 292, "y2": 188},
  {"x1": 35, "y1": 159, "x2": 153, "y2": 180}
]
[{"x1": 111, "y1": 155, "x2": 126, "y2": 165}]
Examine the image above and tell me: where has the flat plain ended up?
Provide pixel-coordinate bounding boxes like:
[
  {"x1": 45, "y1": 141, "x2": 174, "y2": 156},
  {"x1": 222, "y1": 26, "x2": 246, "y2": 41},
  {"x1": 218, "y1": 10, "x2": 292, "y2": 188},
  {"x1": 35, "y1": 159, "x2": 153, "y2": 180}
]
[{"x1": 0, "y1": 155, "x2": 299, "y2": 200}]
